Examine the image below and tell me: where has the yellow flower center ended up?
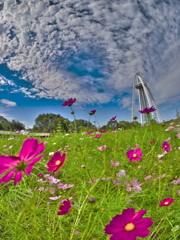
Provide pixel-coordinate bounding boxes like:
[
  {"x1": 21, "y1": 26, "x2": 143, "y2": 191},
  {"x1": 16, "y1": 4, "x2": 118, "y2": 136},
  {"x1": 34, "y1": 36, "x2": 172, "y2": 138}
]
[
  {"x1": 164, "y1": 201, "x2": 169, "y2": 205},
  {"x1": 133, "y1": 153, "x2": 137, "y2": 157},
  {"x1": 124, "y1": 223, "x2": 135, "y2": 231},
  {"x1": 16, "y1": 161, "x2": 27, "y2": 171},
  {"x1": 55, "y1": 160, "x2": 61, "y2": 165}
]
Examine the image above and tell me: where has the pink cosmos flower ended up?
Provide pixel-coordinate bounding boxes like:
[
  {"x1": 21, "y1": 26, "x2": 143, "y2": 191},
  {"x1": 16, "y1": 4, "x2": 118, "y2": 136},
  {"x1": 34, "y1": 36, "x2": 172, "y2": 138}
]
[
  {"x1": 111, "y1": 130, "x2": 116, "y2": 133},
  {"x1": 89, "y1": 110, "x2": 96, "y2": 115},
  {"x1": 87, "y1": 131, "x2": 93, "y2": 134},
  {"x1": 124, "y1": 179, "x2": 142, "y2": 193},
  {"x1": 126, "y1": 148, "x2": 143, "y2": 162},
  {"x1": 139, "y1": 106, "x2": 156, "y2": 114},
  {"x1": 177, "y1": 133, "x2": 180, "y2": 139},
  {"x1": 47, "y1": 176, "x2": 61, "y2": 185},
  {"x1": 99, "y1": 130, "x2": 106, "y2": 133},
  {"x1": 49, "y1": 196, "x2": 61, "y2": 200},
  {"x1": 0, "y1": 138, "x2": 45, "y2": 185},
  {"x1": 62, "y1": 98, "x2": 76, "y2": 106},
  {"x1": 97, "y1": 145, "x2": 106, "y2": 151},
  {"x1": 116, "y1": 170, "x2": 127, "y2": 178},
  {"x1": 57, "y1": 199, "x2": 71, "y2": 215},
  {"x1": 171, "y1": 178, "x2": 180, "y2": 184},
  {"x1": 165, "y1": 126, "x2": 174, "y2": 131},
  {"x1": 112, "y1": 179, "x2": 121, "y2": 186},
  {"x1": 49, "y1": 187, "x2": 56, "y2": 194},
  {"x1": 102, "y1": 177, "x2": 111, "y2": 181},
  {"x1": 37, "y1": 174, "x2": 44, "y2": 178},
  {"x1": 57, "y1": 183, "x2": 74, "y2": 189},
  {"x1": 144, "y1": 175, "x2": 152, "y2": 180},
  {"x1": 110, "y1": 160, "x2": 120, "y2": 166},
  {"x1": 94, "y1": 134, "x2": 102, "y2": 138},
  {"x1": 159, "y1": 198, "x2": 174, "y2": 207},
  {"x1": 162, "y1": 141, "x2": 171, "y2": 152},
  {"x1": 157, "y1": 153, "x2": 166, "y2": 159},
  {"x1": 47, "y1": 152, "x2": 66, "y2": 173},
  {"x1": 104, "y1": 208, "x2": 153, "y2": 240},
  {"x1": 110, "y1": 116, "x2": 116, "y2": 121}
]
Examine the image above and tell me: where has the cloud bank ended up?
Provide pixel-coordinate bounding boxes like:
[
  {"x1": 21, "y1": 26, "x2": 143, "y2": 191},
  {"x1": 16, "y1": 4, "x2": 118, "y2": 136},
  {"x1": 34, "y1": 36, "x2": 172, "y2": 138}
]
[
  {"x1": 0, "y1": 0, "x2": 180, "y2": 107},
  {"x1": 0, "y1": 99, "x2": 17, "y2": 107}
]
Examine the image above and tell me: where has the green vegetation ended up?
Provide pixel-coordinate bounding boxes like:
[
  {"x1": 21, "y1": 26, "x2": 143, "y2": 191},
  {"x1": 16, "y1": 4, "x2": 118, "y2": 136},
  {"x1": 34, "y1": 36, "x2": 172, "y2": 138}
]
[{"x1": 0, "y1": 122, "x2": 180, "y2": 239}]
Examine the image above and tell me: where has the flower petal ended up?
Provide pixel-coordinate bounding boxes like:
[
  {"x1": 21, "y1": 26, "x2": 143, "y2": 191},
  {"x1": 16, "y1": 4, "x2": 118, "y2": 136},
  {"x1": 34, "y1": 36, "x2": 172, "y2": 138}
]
[
  {"x1": 28, "y1": 142, "x2": 45, "y2": 160},
  {"x1": 133, "y1": 227, "x2": 151, "y2": 238},
  {"x1": 121, "y1": 208, "x2": 136, "y2": 223},
  {"x1": 135, "y1": 218, "x2": 154, "y2": 229},
  {"x1": 131, "y1": 210, "x2": 147, "y2": 222},
  {"x1": 25, "y1": 155, "x2": 44, "y2": 175},
  {"x1": 110, "y1": 230, "x2": 136, "y2": 240},
  {"x1": 14, "y1": 171, "x2": 23, "y2": 185},
  {"x1": 1, "y1": 171, "x2": 15, "y2": 183},
  {"x1": 104, "y1": 215, "x2": 127, "y2": 234},
  {"x1": 18, "y1": 138, "x2": 38, "y2": 159}
]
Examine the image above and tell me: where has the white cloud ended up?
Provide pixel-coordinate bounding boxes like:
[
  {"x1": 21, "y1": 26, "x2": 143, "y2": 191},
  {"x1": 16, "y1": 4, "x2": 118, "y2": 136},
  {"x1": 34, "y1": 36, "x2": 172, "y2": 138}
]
[
  {"x1": 118, "y1": 97, "x2": 132, "y2": 109},
  {"x1": 0, "y1": 99, "x2": 17, "y2": 107},
  {"x1": 0, "y1": 0, "x2": 179, "y2": 107},
  {"x1": 0, "y1": 75, "x2": 16, "y2": 86}
]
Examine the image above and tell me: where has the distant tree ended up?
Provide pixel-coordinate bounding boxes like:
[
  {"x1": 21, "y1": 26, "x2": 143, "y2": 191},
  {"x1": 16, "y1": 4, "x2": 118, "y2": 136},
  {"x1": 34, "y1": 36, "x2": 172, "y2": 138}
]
[
  {"x1": 131, "y1": 120, "x2": 141, "y2": 128},
  {"x1": 0, "y1": 123, "x2": 3, "y2": 130},
  {"x1": 106, "y1": 120, "x2": 118, "y2": 129},
  {"x1": 10, "y1": 119, "x2": 25, "y2": 131},
  {"x1": 149, "y1": 119, "x2": 158, "y2": 125},
  {"x1": 75, "y1": 119, "x2": 95, "y2": 131},
  {"x1": 33, "y1": 113, "x2": 70, "y2": 133},
  {"x1": 0, "y1": 116, "x2": 11, "y2": 130},
  {"x1": 117, "y1": 120, "x2": 133, "y2": 130}
]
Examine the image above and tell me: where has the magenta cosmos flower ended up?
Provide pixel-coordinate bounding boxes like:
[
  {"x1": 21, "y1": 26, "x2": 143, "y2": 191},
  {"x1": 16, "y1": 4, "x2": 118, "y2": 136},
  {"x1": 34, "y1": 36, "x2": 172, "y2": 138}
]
[
  {"x1": 126, "y1": 149, "x2": 143, "y2": 162},
  {"x1": 159, "y1": 198, "x2": 174, "y2": 207},
  {"x1": 99, "y1": 130, "x2": 106, "y2": 133},
  {"x1": 0, "y1": 138, "x2": 45, "y2": 185},
  {"x1": 97, "y1": 145, "x2": 107, "y2": 151},
  {"x1": 57, "y1": 199, "x2": 72, "y2": 215},
  {"x1": 110, "y1": 116, "x2": 116, "y2": 121},
  {"x1": 94, "y1": 134, "x2": 102, "y2": 138},
  {"x1": 162, "y1": 141, "x2": 171, "y2": 152},
  {"x1": 139, "y1": 107, "x2": 156, "y2": 114},
  {"x1": 62, "y1": 98, "x2": 76, "y2": 106},
  {"x1": 89, "y1": 110, "x2": 96, "y2": 115},
  {"x1": 104, "y1": 208, "x2": 153, "y2": 240},
  {"x1": 47, "y1": 152, "x2": 66, "y2": 173}
]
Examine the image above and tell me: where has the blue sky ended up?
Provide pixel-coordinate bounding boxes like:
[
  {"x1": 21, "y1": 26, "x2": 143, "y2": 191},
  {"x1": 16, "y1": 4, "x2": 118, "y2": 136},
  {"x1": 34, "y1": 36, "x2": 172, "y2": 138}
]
[{"x1": 0, "y1": 0, "x2": 180, "y2": 128}]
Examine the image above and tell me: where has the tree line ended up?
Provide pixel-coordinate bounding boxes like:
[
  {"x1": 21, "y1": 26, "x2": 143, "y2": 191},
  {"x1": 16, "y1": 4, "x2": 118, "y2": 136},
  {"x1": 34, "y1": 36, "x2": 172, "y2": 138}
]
[{"x1": 0, "y1": 113, "x2": 142, "y2": 133}]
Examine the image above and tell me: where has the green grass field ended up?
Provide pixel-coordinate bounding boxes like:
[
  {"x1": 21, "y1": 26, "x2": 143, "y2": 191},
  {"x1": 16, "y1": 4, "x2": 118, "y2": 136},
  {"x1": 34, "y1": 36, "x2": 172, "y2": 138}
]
[{"x1": 0, "y1": 123, "x2": 180, "y2": 240}]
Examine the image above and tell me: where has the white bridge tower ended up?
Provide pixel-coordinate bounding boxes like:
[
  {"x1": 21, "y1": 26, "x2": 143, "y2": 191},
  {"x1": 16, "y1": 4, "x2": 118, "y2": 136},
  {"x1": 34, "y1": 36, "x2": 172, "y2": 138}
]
[{"x1": 132, "y1": 73, "x2": 162, "y2": 125}]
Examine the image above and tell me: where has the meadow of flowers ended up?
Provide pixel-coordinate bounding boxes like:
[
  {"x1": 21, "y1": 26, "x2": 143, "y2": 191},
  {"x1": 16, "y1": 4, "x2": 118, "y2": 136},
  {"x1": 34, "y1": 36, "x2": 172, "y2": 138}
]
[{"x1": 0, "y1": 103, "x2": 180, "y2": 239}]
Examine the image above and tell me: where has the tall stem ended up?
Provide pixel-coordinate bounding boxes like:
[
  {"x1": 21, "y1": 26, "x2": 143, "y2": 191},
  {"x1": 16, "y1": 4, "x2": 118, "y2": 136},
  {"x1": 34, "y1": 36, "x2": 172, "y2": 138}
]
[{"x1": 70, "y1": 106, "x2": 77, "y2": 132}]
